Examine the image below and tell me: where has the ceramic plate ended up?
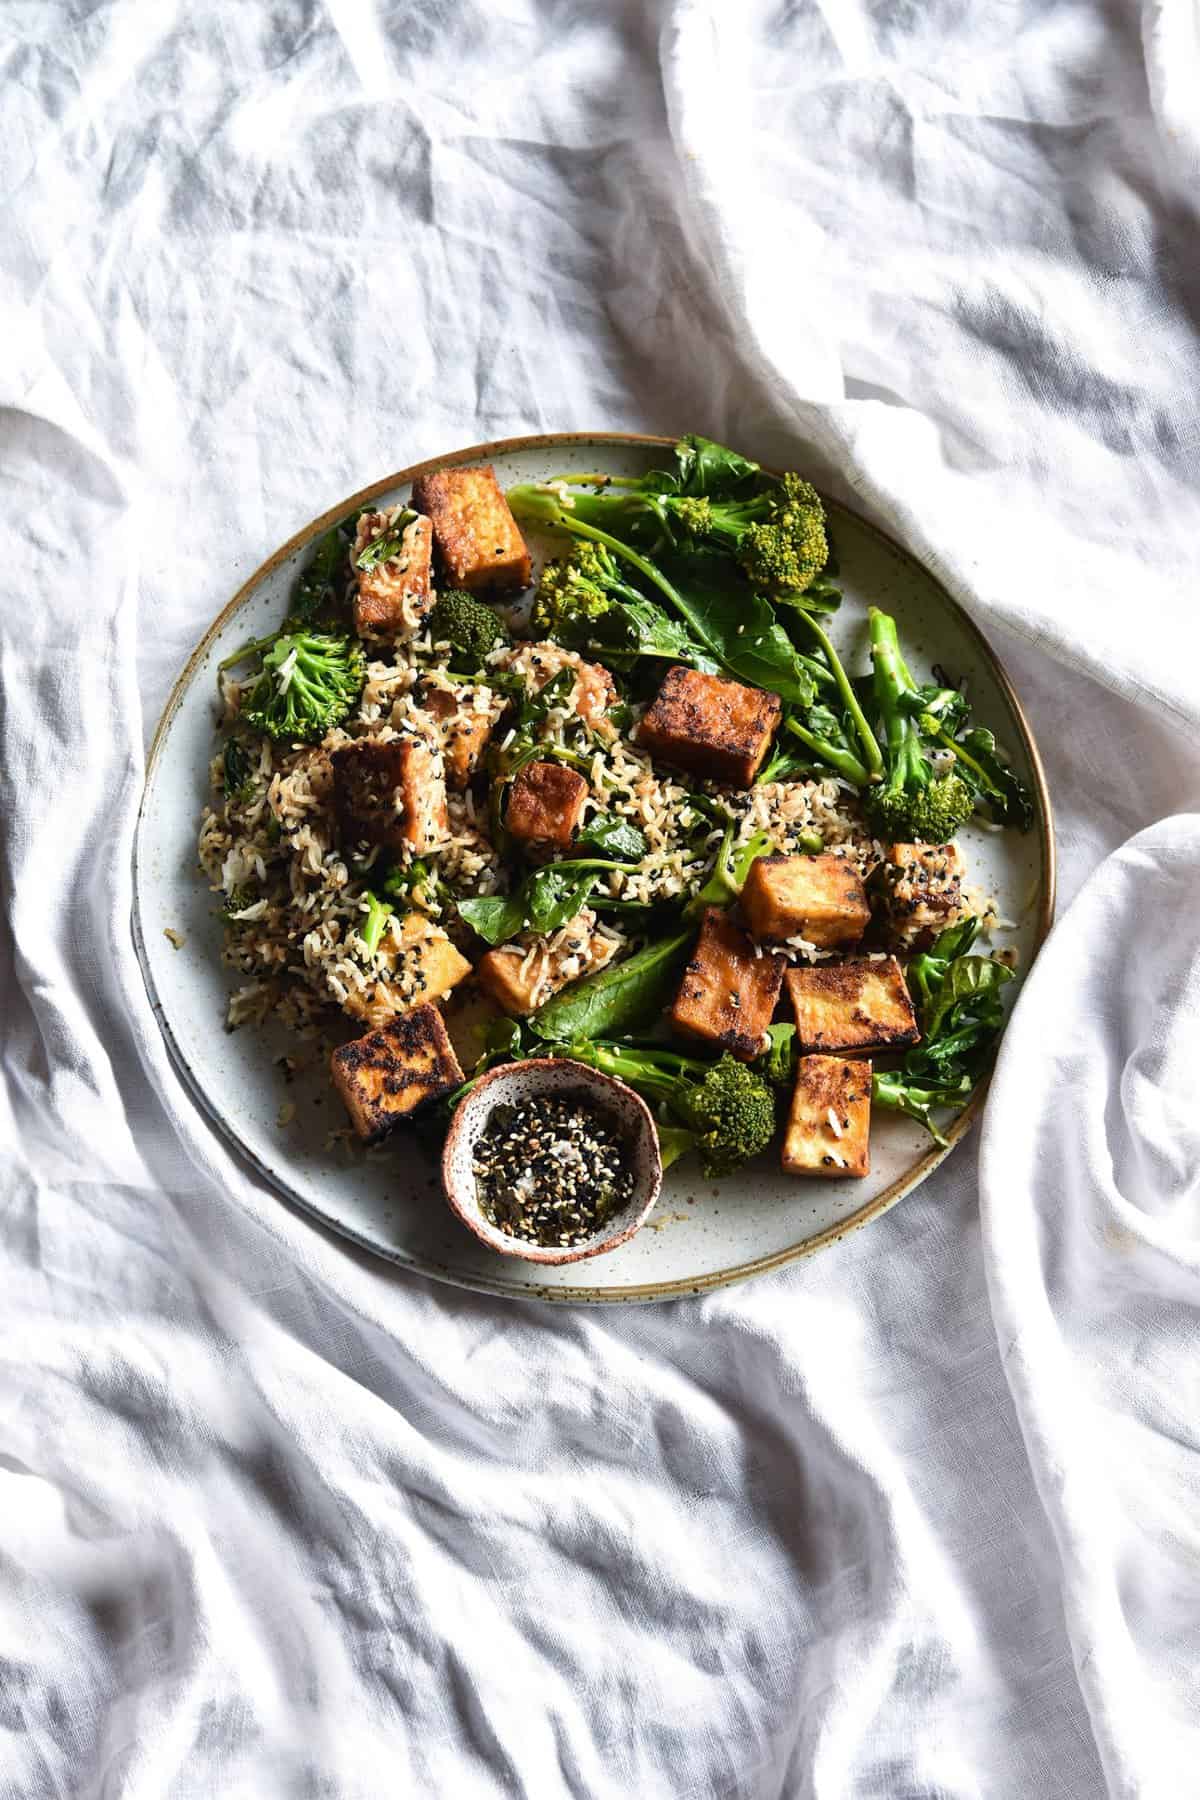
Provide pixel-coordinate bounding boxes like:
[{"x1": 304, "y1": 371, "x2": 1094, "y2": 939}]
[{"x1": 133, "y1": 434, "x2": 1054, "y2": 1303}]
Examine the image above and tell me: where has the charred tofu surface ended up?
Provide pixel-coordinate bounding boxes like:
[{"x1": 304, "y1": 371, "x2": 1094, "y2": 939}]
[
  {"x1": 331, "y1": 1004, "x2": 464, "y2": 1143},
  {"x1": 331, "y1": 730, "x2": 448, "y2": 854},
  {"x1": 876, "y1": 842, "x2": 966, "y2": 951},
  {"x1": 636, "y1": 666, "x2": 781, "y2": 788},
  {"x1": 782, "y1": 1055, "x2": 871, "y2": 1178},
  {"x1": 353, "y1": 511, "x2": 434, "y2": 641},
  {"x1": 410, "y1": 464, "x2": 532, "y2": 592},
  {"x1": 476, "y1": 909, "x2": 615, "y2": 1016},
  {"x1": 740, "y1": 853, "x2": 871, "y2": 948},
  {"x1": 418, "y1": 683, "x2": 499, "y2": 791},
  {"x1": 670, "y1": 905, "x2": 785, "y2": 1061},
  {"x1": 505, "y1": 761, "x2": 588, "y2": 849},
  {"x1": 785, "y1": 956, "x2": 919, "y2": 1055}
]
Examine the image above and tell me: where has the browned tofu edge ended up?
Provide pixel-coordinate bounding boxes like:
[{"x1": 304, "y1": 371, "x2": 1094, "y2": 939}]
[
  {"x1": 784, "y1": 956, "x2": 919, "y2": 1053},
  {"x1": 410, "y1": 464, "x2": 532, "y2": 591},
  {"x1": 636, "y1": 665, "x2": 781, "y2": 786},
  {"x1": 670, "y1": 906, "x2": 786, "y2": 1061},
  {"x1": 782, "y1": 1054, "x2": 872, "y2": 1178},
  {"x1": 330, "y1": 1004, "x2": 464, "y2": 1143}
]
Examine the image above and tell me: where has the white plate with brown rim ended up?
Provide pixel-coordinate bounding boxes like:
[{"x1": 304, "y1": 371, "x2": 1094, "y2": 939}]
[{"x1": 133, "y1": 432, "x2": 1055, "y2": 1304}]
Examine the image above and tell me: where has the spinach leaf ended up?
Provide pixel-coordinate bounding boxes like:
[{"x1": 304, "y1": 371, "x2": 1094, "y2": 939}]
[
  {"x1": 456, "y1": 892, "x2": 527, "y2": 946},
  {"x1": 576, "y1": 814, "x2": 650, "y2": 862},
  {"x1": 654, "y1": 552, "x2": 817, "y2": 705},
  {"x1": 530, "y1": 929, "x2": 692, "y2": 1042},
  {"x1": 222, "y1": 737, "x2": 253, "y2": 800},
  {"x1": 953, "y1": 727, "x2": 1035, "y2": 831},
  {"x1": 669, "y1": 435, "x2": 760, "y2": 498},
  {"x1": 290, "y1": 526, "x2": 346, "y2": 624}
]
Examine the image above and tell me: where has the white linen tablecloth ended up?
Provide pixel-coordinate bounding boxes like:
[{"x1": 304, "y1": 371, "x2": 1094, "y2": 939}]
[{"x1": 2, "y1": 3, "x2": 1199, "y2": 1795}]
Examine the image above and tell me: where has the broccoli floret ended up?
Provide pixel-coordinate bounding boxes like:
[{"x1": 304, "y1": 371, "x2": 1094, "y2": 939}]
[
  {"x1": 226, "y1": 630, "x2": 365, "y2": 744},
  {"x1": 863, "y1": 608, "x2": 975, "y2": 844},
  {"x1": 566, "y1": 1042, "x2": 777, "y2": 1176},
  {"x1": 530, "y1": 540, "x2": 620, "y2": 638},
  {"x1": 736, "y1": 474, "x2": 828, "y2": 596},
  {"x1": 427, "y1": 588, "x2": 509, "y2": 669}
]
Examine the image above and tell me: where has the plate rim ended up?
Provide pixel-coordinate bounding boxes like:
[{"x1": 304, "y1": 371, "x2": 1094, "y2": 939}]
[{"x1": 132, "y1": 430, "x2": 1057, "y2": 1304}]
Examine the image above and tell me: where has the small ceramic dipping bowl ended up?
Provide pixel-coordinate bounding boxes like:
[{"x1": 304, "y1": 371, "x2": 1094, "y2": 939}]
[{"x1": 441, "y1": 1058, "x2": 663, "y2": 1264}]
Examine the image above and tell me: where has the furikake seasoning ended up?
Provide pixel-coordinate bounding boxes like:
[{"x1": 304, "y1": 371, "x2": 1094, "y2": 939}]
[{"x1": 473, "y1": 1094, "x2": 634, "y2": 1247}]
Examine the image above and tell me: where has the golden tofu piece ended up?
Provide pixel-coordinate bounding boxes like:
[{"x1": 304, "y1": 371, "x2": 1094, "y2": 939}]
[
  {"x1": 418, "y1": 684, "x2": 497, "y2": 791},
  {"x1": 670, "y1": 906, "x2": 785, "y2": 1061},
  {"x1": 342, "y1": 912, "x2": 472, "y2": 1028},
  {"x1": 505, "y1": 761, "x2": 588, "y2": 848},
  {"x1": 741, "y1": 853, "x2": 870, "y2": 948},
  {"x1": 476, "y1": 910, "x2": 616, "y2": 1016},
  {"x1": 410, "y1": 464, "x2": 532, "y2": 592},
  {"x1": 440, "y1": 983, "x2": 507, "y2": 1070},
  {"x1": 636, "y1": 666, "x2": 781, "y2": 787},
  {"x1": 331, "y1": 1004, "x2": 464, "y2": 1143},
  {"x1": 331, "y1": 729, "x2": 447, "y2": 853},
  {"x1": 785, "y1": 956, "x2": 919, "y2": 1055},
  {"x1": 875, "y1": 842, "x2": 966, "y2": 952},
  {"x1": 352, "y1": 511, "x2": 434, "y2": 641},
  {"x1": 782, "y1": 1055, "x2": 871, "y2": 1178}
]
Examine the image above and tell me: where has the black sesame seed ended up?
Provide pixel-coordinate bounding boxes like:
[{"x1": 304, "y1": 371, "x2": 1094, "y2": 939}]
[{"x1": 472, "y1": 1094, "x2": 634, "y2": 1247}]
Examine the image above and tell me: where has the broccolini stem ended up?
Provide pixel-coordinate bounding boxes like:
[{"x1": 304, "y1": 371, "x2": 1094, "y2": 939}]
[
  {"x1": 792, "y1": 613, "x2": 883, "y2": 776},
  {"x1": 218, "y1": 632, "x2": 279, "y2": 672},
  {"x1": 783, "y1": 717, "x2": 870, "y2": 788},
  {"x1": 528, "y1": 507, "x2": 726, "y2": 664},
  {"x1": 360, "y1": 893, "x2": 392, "y2": 957},
  {"x1": 548, "y1": 472, "x2": 644, "y2": 488}
]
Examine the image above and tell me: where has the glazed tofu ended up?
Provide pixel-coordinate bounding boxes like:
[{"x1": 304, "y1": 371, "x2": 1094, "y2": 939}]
[
  {"x1": 331, "y1": 1004, "x2": 463, "y2": 1143},
  {"x1": 875, "y1": 842, "x2": 966, "y2": 952},
  {"x1": 476, "y1": 909, "x2": 616, "y2": 1016},
  {"x1": 418, "y1": 684, "x2": 498, "y2": 791},
  {"x1": 342, "y1": 912, "x2": 472, "y2": 1028},
  {"x1": 636, "y1": 666, "x2": 781, "y2": 787},
  {"x1": 440, "y1": 983, "x2": 507, "y2": 1070},
  {"x1": 785, "y1": 956, "x2": 919, "y2": 1055},
  {"x1": 410, "y1": 464, "x2": 532, "y2": 592},
  {"x1": 670, "y1": 906, "x2": 785, "y2": 1061},
  {"x1": 352, "y1": 510, "x2": 434, "y2": 641},
  {"x1": 331, "y1": 728, "x2": 447, "y2": 854},
  {"x1": 740, "y1": 853, "x2": 870, "y2": 949},
  {"x1": 505, "y1": 761, "x2": 588, "y2": 849},
  {"x1": 782, "y1": 1055, "x2": 872, "y2": 1178}
]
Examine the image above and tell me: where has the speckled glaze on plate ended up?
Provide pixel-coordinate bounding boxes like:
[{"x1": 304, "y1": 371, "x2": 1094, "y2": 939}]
[{"x1": 132, "y1": 433, "x2": 1055, "y2": 1304}]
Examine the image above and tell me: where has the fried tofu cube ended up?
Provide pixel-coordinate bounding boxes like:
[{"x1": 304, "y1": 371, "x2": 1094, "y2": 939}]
[
  {"x1": 331, "y1": 729, "x2": 447, "y2": 854},
  {"x1": 341, "y1": 913, "x2": 472, "y2": 1028},
  {"x1": 782, "y1": 1055, "x2": 872, "y2": 1178},
  {"x1": 785, "y1": 956, "x2": 919, "y2": 1055},
  {"x1": 636, "y1": 666, "x2": 781, "y2": 787},
  {"x1": 331, "y1": 1003, "x2": 464, "y2": 1143},
  {"x1": 505, "y1": 761, "x2": 588, "y2": 848},
  {"x1": 741, "y1": 853, "x2": 870, "y2": 949},
  {"x1": 410, "y1": 464, "x2": 532, "y2": 592},
  {"x1": 418, "y1": 684, "x2": 498, "y2": 791},
  {"x1": 670, "y1": 906, "x2": 785, "y2": 1061},
  {"x1": 875, "y1": 842, "x2": 967, "y2": 952},
  {"x1": 476, "y1": 909, "x2": 616, "y2": 1016},
  {"x1": 440, "y1": 983, "x2": 507, "y2": 1070},
  {"x1": 352, "y1": 511, "x2": 434, "y2": 641}
]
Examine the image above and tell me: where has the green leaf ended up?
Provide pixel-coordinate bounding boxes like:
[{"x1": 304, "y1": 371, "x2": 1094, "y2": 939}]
[
  {"x1": 530, "y1": 930, "x2": 692, "y2": 1042},
  {"x1": 525, "y1": 866, "x2": 602, "y2": 935},
  {"x1": 669, "y1": 435, "x2": 760, "y2": 498},
  {"x1": 457, "y1": 892, "x2": 526, "y2": 946},
  {"x1": 291, "y1": 526, "x2": 345, "y2": 624},
  {"x1": 576, "y1": 814, "x2": 650, "y2": 862},
  {"x1": 222, "y1": 737, "x2": 253, "y2": 800},
  {"x1": 655, "y1": 552, "x2": 817, "y2": 705},
  {"x1": 354, "y1": 512, "x2": 417, "y2": 571}
]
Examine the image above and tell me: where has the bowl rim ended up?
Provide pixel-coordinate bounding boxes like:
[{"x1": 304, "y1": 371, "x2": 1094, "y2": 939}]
[
  {"x1": 134, "y1": 428, "x2": 1056, "y2": 1303},
  {"x1": 441, "y1": 1057, "x2": 665, "y2": 1264}
]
